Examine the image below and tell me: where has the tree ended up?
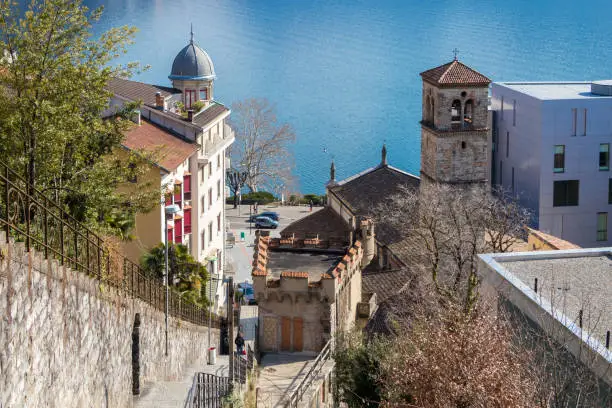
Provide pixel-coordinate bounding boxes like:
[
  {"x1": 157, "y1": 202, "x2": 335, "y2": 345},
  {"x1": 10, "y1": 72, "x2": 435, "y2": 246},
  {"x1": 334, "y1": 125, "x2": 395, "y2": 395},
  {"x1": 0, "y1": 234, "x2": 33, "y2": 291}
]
[
  {"x1": 225, "y1": 168, "x2": 248, "y2": 208},
  {"x1": 141, "y1": 243, "x2": 209, "y2": 307},
  {"x1": 0, "y1": 0, "x2": 156, "y2": 238},
  {"x1": 229, "y1": 98, "x2": 295, "y2": 192},
  {"x1": 377, "y1": 183, "x2": 531, "y2": 311}
]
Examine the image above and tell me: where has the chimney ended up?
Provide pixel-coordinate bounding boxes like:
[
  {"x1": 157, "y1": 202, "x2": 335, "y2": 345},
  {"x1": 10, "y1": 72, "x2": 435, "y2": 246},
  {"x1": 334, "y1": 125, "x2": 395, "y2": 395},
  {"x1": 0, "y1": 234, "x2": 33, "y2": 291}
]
[
  {"x1": 155, "y1": 92, "x2": 164, "y2": 110},
  {"x1": 187, "y1": 109, "x2": 194, "y2": 122}
]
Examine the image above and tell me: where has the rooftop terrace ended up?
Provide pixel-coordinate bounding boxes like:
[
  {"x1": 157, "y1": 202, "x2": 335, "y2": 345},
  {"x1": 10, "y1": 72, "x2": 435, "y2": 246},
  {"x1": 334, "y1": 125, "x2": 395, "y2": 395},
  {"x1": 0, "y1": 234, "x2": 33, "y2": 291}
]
[
  {"x1": 266, "y1": 250, "x2": 344, "y2": 281},
  {"x1": 496, "y1": 81, "x2": 612, "y2": 101}
]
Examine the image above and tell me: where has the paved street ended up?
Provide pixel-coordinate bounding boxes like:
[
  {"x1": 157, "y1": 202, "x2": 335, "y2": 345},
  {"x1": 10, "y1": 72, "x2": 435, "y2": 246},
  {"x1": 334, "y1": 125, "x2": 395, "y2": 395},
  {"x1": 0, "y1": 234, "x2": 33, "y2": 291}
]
[{"x1": 225, "y1": 204, "x2": 322, "y2": 284}]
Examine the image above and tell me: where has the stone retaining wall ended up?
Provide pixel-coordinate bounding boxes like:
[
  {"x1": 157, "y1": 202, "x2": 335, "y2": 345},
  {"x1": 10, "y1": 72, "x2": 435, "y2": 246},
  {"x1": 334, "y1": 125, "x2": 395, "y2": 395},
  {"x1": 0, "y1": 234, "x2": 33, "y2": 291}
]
[{"x1": 0, "y1": 239, "x2": 218, "y2": 408}]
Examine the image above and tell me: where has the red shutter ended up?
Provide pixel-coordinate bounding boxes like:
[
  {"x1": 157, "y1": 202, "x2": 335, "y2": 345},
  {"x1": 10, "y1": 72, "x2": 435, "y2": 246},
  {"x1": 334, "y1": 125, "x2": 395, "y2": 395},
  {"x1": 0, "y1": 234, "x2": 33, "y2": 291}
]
[
  {"x1": 174, "y1": 183, "x2": 182, "y2": 203},
  {"x1": 175, "y1": 217, "x2": 183, "y2": 244},
  {"x1": 167, "y1": 225, "x2": 174, "y2": 243},
  {"x1": 183, "y1": 174, "x2": 191, "y2": 193},
  {"x1": 184, "y1": 207, "x2": 192, "y2": 234}
]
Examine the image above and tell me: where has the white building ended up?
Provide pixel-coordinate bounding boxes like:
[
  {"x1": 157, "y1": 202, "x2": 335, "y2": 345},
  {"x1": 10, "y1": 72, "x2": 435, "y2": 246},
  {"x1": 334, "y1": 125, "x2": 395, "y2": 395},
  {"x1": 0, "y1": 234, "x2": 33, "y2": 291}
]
[
  {"x1": 491, "y1": 81, "x2": 612, "y2": 247},
  {"x1": 105, "y1": 32, "x2": 234, "y2": 309}
]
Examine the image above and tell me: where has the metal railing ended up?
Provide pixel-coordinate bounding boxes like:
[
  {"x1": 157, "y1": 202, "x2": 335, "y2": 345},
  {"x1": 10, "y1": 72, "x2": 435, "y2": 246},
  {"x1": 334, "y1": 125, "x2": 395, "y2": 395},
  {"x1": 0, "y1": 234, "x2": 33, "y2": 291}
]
[
  {"x1": 187, "y1": 373, "x2": 231, "y2": 408},
  {"x1": 285, "y1": 340, "x2": 333, "y2": 407},
  {"x1": 0, "y1": 160, "x2": 219, "y2": 327}
]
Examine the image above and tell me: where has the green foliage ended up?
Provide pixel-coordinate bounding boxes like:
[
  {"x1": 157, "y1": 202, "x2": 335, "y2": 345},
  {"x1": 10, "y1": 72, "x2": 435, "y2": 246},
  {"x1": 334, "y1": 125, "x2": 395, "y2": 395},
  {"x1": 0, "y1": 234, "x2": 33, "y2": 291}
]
[
  {"x1": 192, "y1": 100, "x2": 206, "y2": 113},
  {"x1": 0, "y1": 0, "x2": 156, "y2": 239},
  {"x1": 333, "y1": 331, "x2": 387, "y2": 408},
  {"x1": 141, "y1": 243, "x2": 209, "y2": 307},
  {"x1": 226, "y1": 191, "x2": 275, "y2": 205}
]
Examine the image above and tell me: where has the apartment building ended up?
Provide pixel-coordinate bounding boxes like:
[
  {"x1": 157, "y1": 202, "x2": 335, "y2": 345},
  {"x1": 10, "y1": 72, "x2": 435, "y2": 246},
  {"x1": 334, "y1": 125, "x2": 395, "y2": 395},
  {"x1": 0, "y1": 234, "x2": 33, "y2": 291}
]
[{"x1": 491, "y1": 81, "x2": 612, "y2": 247}]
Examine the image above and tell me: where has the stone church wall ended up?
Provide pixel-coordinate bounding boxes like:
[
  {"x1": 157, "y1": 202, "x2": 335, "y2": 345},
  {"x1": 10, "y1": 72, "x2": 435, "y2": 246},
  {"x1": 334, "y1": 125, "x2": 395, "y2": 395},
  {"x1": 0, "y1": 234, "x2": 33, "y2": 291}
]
[{"x1": 0, "y1": 239, "x2": 218, "y2": 408}]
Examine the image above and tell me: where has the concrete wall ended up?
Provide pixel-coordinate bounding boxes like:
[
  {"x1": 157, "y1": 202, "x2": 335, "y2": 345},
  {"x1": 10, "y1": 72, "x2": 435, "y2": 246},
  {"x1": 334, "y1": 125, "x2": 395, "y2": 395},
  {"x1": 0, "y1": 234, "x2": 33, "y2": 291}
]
[
  {"x1": 0, "y1": 239, "x2": 218, "y2": 408},
  {"x1": 492, "y1": 83, "x2": 612, "y2": 247}
]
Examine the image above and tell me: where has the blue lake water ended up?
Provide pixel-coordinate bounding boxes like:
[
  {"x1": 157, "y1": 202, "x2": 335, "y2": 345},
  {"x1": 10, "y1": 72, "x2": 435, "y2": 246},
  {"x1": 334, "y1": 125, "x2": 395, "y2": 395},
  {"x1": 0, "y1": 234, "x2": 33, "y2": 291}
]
[{"x1": 85, "y1": 0, "x2": 612, "y2": 194}]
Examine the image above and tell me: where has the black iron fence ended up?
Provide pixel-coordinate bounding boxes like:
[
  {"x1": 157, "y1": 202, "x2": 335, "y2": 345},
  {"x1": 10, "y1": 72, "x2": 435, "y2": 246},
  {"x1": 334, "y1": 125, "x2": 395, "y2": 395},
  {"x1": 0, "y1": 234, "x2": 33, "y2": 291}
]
[
  {"x1": 0, "y1": 160, "x2": 219, "y2": 327},
  {"x1": 188, "y1": 373, "x2": 231, "y2": 408}
]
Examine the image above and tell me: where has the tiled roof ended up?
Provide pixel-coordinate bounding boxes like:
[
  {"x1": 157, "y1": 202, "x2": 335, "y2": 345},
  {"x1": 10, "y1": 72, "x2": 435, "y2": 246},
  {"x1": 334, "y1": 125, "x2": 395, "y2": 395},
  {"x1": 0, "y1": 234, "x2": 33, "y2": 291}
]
[
  {"x1": 329, "y1": 165, "x2": 419, "y2": 245},
  {"x1": 122, "y1": 119, "x2": 198, "y2": 172},
  {"x1": 525, "y1": 227, "x2": 581, "y2": 250},
  {"x1": 192, "y1": 102, "x2": 230, "y2": 128},
  {"x1": 362, "y1": 267, "x2": 412, "y2": 303},
  {"x1": 420, "y1": 60, "x2": 491, "y2": 87},
  {"x1": 280, "y1": 207, "x2": 350, "y2": 241},
  {"x1": 107, "y1": 77, "x2": 181, "y2": 107}
]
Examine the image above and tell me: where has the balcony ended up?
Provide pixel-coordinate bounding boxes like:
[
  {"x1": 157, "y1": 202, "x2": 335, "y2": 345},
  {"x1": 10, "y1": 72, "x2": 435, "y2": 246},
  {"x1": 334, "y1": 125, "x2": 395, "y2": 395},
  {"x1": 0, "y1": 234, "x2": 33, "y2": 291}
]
[{"x1": 197, "y1": 125, "x2": 235, "y2": 164}]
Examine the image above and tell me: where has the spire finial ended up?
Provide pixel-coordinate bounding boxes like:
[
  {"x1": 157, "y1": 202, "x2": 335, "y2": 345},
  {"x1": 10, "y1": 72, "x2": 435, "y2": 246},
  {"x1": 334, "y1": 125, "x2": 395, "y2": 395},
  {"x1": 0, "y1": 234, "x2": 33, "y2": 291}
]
[
  {"x1": 453, "y1": 48, "x2": 459, "y2": 61},
  {"x1": 190, "y1": 23, "x2": 194, "y2": 44},
  {"x1": 330, "y1": 160, "x2": 336, "y2": 182},
  {"x1": 381, "y1": 144, "x2": 388, "y2": 166}
]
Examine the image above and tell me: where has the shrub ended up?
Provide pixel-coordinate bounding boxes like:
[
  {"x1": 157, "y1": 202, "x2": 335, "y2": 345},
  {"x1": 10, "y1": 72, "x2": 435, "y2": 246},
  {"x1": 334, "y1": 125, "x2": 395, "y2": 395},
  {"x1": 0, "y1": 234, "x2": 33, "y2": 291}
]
[{"x1": 226, "y1": 191, "x2": 276, "y2": 205}]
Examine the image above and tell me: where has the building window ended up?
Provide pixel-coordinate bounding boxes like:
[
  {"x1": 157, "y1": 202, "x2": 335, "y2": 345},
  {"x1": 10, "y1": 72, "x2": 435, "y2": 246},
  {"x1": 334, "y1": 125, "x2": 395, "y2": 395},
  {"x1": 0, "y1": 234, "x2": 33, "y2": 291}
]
[
  {"x1": 609, "y1": 179, "x2": 612, "y2": 204},
  {"x1": 217, "y1": 180, "x2": 221, "y2": 199},
  {"x1": 463, "y1": 100, "x2": 474, "y2": 126},
  {"x1": 201, "y1": 195, "x2": 206, "y2": 214},
  {"x1": 208, "y1": 188, "x2": 213, "y2": 207},
  {"x1": 451, "y1": 100, "x2": 461, "y2": 125},
  {"x1": 571, "y1": 108, "x2": 577, "y2": 136},
  {"x1": 582, "y1": 108, "x2": 587, "y2": 136},
  {"x1": 208, "y1": 162, "x2": 213, "y2": 178},
  {"x1": 512, "y1": 99, "x2": 516, "y2": 126},
  {"x1": 200, "y1": 166, "x2": 205, "y2": 184},
  {"x1": 217, "y1": 213, "x2": 221, "y2": 233},
  {"x1": 208, "y1": 222, "x2": 213, "y2": 243},
  {"x1": 506, "y1": 131, "x2": 509, "y2": 158},
  {"x1": 201, "y1": 230, "x2": 206, "y2": 250},
  {"x1": 553, "y1": 180, "x2": 579, "y2": 207},
  {"x1": 597, "y1": 212, "x2": 608, "y2": 241},
  {"x1": 599, "y1": 143, "x2": 610, "y2": 171},
  {"x1": 554, "y1": 145, "x2": 565, "y2": 173},
  {"x1": 185, "y1": 90, "x2": 196, "y2": 108},
  {"x1": 217, "y1": 154, "x2": 221, "y2": 169},
  {"x1": 199, "y1": 88, "x2": 208, "y2": 101}
]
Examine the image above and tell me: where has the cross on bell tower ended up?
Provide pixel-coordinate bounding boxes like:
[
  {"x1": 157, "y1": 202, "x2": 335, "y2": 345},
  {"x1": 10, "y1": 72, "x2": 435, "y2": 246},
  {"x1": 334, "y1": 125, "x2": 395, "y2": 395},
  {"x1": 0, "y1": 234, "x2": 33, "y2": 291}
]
[{"x1": 452, "y1": 48, "x2": 459, "y2": 60}]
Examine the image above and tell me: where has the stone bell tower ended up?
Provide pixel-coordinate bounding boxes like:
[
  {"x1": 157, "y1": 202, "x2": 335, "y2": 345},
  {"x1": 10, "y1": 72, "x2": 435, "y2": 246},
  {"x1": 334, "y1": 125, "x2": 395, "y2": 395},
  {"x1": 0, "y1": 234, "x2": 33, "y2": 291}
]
[{"x1": 419, "y1": 57, "x2": 491, "y2": 185}]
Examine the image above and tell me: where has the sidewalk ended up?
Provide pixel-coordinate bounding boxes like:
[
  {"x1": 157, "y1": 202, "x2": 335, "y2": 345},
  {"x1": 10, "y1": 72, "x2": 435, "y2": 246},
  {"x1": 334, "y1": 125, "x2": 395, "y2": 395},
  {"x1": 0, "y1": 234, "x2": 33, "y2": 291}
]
[{"x1": 133, "y1": 355, "x2": 230, "y2": 408}]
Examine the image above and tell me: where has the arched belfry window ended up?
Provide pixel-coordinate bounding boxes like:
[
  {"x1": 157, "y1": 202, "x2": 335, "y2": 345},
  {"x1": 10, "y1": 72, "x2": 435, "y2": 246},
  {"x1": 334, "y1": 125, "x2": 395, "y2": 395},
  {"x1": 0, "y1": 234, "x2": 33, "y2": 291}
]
[
  {"x1": 425, "y1": 96, "x2": 431, "y2": 122},
  {"x1": 464, "y1": 100, "x2": 474, "y2": 126},
  {"x1": 430, "y1": 98, "x2": 435, "y2": 124},
  {"x1": 451, "y1": 100, "x2": 462, "y2": 125}
]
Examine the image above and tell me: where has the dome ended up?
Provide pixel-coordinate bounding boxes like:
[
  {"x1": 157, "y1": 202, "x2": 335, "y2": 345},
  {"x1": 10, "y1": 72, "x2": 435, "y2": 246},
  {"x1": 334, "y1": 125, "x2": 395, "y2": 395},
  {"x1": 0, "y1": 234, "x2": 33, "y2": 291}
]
[{"x1": 169, "y1": 40, "x2": 216, "y2": 81}]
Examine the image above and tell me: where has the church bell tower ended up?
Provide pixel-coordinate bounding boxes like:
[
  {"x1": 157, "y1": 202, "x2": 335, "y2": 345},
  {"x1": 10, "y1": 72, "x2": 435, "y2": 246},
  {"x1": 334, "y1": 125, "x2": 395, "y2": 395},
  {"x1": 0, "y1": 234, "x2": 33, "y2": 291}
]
[{"x1": 419, "y1": 57, "x2": 491, "y2": 185}]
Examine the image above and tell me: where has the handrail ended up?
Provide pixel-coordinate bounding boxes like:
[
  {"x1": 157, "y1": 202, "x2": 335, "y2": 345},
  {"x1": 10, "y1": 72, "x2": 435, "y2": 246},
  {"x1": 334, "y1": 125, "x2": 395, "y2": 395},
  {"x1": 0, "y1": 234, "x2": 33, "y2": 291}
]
[
  {"x1": 285, "y1": 339, "x2": 333, "y2": 407},
  {"x1": 0, "y1": 159, "x2": 219, "y2": 327}
]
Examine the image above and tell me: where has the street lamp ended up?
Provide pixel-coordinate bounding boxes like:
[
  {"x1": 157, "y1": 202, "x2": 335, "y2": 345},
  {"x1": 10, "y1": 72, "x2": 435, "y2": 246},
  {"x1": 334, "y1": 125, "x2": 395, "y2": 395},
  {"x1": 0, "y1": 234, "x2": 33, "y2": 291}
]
[{"x1": 164, "y1": 203, "x2": 181, "y2": 357}]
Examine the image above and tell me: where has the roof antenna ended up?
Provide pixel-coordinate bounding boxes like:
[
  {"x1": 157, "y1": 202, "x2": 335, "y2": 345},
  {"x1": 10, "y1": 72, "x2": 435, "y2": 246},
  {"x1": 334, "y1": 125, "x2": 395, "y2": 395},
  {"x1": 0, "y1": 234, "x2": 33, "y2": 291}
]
[{"x1": 190, "y1": 23, "x2": 194, "y2": 44}]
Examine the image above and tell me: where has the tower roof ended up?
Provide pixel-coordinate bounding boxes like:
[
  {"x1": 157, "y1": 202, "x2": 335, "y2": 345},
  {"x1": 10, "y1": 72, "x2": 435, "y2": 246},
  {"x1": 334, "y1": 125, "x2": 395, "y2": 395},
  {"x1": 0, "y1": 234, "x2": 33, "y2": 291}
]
[
  {"x1": 420, "y1": 60, "x2": 490, "y2": 87},
  {"x1": 169, "y1": 32, "x2": 216, "y2": 81}
]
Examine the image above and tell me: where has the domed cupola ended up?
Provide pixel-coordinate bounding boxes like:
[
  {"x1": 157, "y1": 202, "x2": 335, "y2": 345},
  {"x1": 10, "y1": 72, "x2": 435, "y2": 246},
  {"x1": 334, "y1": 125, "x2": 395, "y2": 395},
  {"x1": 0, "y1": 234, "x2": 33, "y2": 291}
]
[{"x1": 168, "y1": 27, "x2": 216, "y2": 109}]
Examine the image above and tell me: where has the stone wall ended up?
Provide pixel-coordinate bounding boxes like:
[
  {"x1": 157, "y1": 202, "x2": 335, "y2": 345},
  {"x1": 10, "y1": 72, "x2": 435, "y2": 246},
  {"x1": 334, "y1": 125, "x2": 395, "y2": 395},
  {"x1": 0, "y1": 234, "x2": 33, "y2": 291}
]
[{"x1": 0, "y1": 239, "x2": 218, "y2": 408}]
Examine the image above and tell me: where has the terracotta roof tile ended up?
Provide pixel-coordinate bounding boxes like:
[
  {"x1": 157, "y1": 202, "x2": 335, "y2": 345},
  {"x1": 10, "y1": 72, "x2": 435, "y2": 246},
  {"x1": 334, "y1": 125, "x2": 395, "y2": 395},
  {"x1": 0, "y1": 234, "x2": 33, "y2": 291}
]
[
  {"x1": 107, "y1": 77, "x2": 181, "y2": 107},
  {"x1": 420, "y1": 60, "x2": 491, "y2": 87},
  {"x1": 122, "y1": 119, "x2": 198, "y2": 172},
  {"x1": 280, "y1": 271, "x2": 309, "y2": 279},
  {"x1": 252, "y1": 269, "x2": 267, "y2": 277}
]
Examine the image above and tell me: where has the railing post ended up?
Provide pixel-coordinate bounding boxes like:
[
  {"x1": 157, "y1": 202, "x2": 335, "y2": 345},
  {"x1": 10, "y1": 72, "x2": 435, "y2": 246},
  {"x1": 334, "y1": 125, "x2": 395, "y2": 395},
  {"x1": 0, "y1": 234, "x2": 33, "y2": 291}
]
[
  {"x1": 59, "y1": 214, "x2": 64, "y2": 265},
  {"x1": 86, "y1": 230, "x2": 90, "y2": 274},
  {"x1": 97, "y1": 236, "x2": 101, "y2": 280},
  {"x1": 4, "y1": 165, "x2": 9, "y2": 243},
  {"x1": 43, "y1": 198, "x2": 48, "y2": 259},
  {"x1": 25, "y1": 184, "x2": 30, "y2": 252},
  {"x1": 74, "y1": 219, "x2": 78, "y2": 270}
]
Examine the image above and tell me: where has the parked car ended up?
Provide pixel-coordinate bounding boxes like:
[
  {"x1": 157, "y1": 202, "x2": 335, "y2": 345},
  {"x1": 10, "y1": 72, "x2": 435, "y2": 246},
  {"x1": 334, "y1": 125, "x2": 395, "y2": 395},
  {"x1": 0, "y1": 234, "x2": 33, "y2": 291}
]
[
  {"x1": 237, "y1": 282, "x2": 256, "y2": 305},
  {"x1": 255, "y1": 216, "x2": 279, "y2": 229},
  {"x1": 247, "y1": 211, "x2": 280, "y2": 222}
]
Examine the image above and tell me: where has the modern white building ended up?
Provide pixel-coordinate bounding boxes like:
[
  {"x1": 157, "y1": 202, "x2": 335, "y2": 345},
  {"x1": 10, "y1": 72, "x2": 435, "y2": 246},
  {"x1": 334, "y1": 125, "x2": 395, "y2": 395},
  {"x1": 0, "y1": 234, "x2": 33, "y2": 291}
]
[
  {"x1": 491, "y1": 81, "x2": 612, "y2": 247},
  {"x1": 105, "y1": 32, "x2": 234, "y2": 310}
]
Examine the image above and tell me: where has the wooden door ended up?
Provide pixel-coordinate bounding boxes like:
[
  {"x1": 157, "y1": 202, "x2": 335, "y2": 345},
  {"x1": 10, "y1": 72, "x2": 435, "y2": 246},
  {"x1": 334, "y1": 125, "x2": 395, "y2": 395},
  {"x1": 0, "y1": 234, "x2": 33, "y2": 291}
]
[
  {"x1": 293, "y1": 318, "x2": 303, "y2": 352},
  {"x1": 281, "y1": 317, "x2": 291, "y2": 351}
]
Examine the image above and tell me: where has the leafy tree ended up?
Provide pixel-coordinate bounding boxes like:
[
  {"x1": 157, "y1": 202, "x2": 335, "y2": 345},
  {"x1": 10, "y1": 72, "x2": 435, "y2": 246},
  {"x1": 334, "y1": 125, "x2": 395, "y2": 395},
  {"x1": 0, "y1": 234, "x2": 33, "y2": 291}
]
[
  {"x1": 226, "y1": 168, "x2": 248, "y2": 208},
  {"x1": 229, "y1": 98, "x2": 295, "y2": 192},
  {"x1": 0, "y1": 0, "x2": 156, "y2": 238},
  {"x1": 141, "y1": 243, "x2": 209, "y2": 307}
]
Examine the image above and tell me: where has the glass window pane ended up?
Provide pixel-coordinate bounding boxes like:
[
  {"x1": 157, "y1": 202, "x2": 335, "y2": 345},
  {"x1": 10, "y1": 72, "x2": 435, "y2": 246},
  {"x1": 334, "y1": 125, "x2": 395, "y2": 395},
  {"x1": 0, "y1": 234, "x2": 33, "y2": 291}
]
[
  {"x1": 597, "y1": 213, "x2": 608, "y2": 241},
  {"x1": 600, "y1": 144, "x2": 610, "y2": 171},
  {"x1": 554, "y1": 145, "x2": 565, "y2": 172}
]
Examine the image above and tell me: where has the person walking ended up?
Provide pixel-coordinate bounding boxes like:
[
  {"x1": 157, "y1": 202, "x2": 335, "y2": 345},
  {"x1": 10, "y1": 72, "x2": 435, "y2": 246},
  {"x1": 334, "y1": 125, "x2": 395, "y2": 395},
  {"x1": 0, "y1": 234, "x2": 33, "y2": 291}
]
[
  {"x1": 309, "y1": 200, "x2": 313, "y2": 212},
  {"x1": 235, "y1": 332, "x2": 245, "y2": 356}
]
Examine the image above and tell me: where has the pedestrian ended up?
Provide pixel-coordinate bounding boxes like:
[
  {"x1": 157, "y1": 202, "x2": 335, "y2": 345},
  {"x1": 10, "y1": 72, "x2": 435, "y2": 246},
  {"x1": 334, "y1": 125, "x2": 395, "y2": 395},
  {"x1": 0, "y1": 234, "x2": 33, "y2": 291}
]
[
  {"x1": 254, "y1": 201, "x2": 258, "y2": 214},
  {"x1": 309, "y1": 200, "x2": 313, "y2": 212},
  {"x1": 235, "y1": 332, "x2": 245, "y2": 355}
]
